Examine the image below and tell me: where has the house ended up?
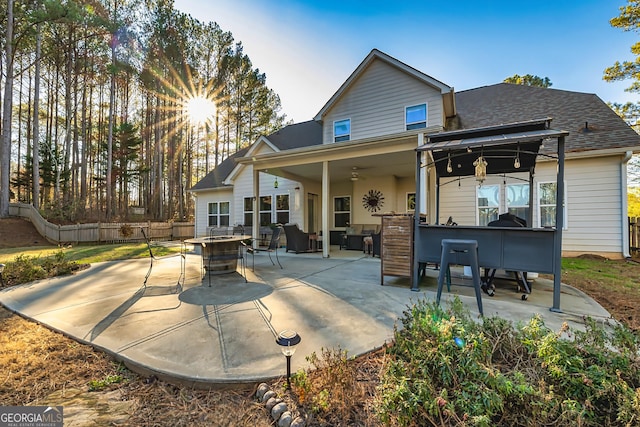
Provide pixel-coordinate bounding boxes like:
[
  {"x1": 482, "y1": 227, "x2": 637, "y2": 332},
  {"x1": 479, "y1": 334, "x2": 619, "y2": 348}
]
[{"x1": 189, "y1": 49, "x2": 640, "y2": 259}]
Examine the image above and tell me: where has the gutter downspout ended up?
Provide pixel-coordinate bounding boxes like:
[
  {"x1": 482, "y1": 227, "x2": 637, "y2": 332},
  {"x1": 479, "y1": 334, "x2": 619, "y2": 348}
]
[{"x1": 622, "y1": 151, "x2": 633, "y2": 258}]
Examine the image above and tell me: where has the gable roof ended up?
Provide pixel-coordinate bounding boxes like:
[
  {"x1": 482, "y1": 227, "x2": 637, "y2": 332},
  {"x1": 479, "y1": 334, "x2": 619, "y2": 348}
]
[
  {"x1": 314, "y1": 49, "x2": 455, "y2": 121},
  {"x1": 264, "y1": 120, "x2": 322, "y2": 150},
  {"x1": 189, "y1": 146, "x2": 250, "y2": 192},
  {"x1": 189, "y1": 121, "x2": 322, "y2": 192},
  {"x1": 454, "y1": 83, "x2": 640, "y2": 154}
]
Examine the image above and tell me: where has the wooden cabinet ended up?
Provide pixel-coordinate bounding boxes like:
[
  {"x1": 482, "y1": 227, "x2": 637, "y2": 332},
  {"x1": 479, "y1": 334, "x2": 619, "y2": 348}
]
[{"x1": 379, "y1": 214, "x2": 414, "y2": 285}]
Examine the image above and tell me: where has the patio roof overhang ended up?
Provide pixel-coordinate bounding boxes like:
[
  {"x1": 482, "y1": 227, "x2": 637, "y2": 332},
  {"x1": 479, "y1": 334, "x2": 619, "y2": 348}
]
[{"x1": 236, "y1": 128, "x2": 434, "y2": 183}]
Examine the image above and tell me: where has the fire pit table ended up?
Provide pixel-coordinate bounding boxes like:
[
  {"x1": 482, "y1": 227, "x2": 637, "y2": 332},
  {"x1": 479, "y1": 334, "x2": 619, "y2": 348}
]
[{"x1": 185, "y1": 235, "x2": 251, "y2": 275}]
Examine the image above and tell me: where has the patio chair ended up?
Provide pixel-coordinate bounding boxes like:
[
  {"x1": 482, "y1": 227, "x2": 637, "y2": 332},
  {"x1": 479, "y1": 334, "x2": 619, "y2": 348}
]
[
  {"x1": 283, "y1": 224, "x2": 311, "y2": 253},
  {"x1": 243, "y1": 225, "x2": 283, "y2": 270}
]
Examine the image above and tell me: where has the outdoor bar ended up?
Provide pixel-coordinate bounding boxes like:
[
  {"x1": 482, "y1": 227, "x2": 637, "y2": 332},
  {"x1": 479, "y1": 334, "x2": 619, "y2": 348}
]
[{"x1": 412, "y1": 118, "x2": 569, "y2": 311}]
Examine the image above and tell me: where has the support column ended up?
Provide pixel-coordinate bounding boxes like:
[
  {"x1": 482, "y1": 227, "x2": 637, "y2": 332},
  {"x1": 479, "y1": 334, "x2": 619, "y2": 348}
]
[
  {"x1": 551, "y1": 136, "x2": 565, "y2": 312},
  {"x1": 322, "y1": 161, "x2": 330, "y2": 258},
  {"x1": 252, "y1": 168, "x2": 260, "y2": 248}
]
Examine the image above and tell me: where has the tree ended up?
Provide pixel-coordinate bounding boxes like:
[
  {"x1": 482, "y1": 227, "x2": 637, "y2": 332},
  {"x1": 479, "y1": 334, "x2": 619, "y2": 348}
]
[
  {"x1": 604, "y1": 0, "x2": 640, "y2": 92},
  {"x1": 1, "y1": 0, "x2": 15, "y2": 218},
  {"x1": 503, "y1": 74, "x2": 552, "y2": 88}
]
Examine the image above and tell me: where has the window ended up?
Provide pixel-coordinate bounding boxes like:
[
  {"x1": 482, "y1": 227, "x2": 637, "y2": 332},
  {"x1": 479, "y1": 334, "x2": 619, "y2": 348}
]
[
  {"x1": 334, "y1": 196, "x2": 351, "y2": 227},
  {"x1": 259, "y1": 196, "x2": 272, "y2": 226},
  {"x1": 334, "y1": 119, "x2": 350, "y2": 142},
  {"x1": 406, "y1": 192, "x2": 416, "y2": 212},
  {"x1": 243, "y1": 197, "x2": 253, "y2": 226},
  {"x1": 276, "y1": 194, "x2": 290, "y2": 224},
  {"x1": 477, "y1": 185, "x2": 499, "y2": 226},
  {"x1": 208, "y1": 201, "x2": 230, "y2": 227},
  {"x1": 538, "y1": 182, "x2": 567, "y2": 228},
  {"x1": 406, "y1": 103, "x2": 427, "y2": 130},
  {"x1": 506, "y1": 183, "x2": 529, "y2": 223}
]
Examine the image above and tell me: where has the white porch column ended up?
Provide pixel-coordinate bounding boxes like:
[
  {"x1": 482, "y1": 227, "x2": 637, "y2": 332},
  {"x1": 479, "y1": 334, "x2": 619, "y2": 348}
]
[
  {"x1": 418, "y1": 133, "x2": 427, "y2": 216},
  {"x1": 252, "y1": 167, "x2": 260, "y2": 247},
  {"x1": 322, "y1": 160, "x2": 330, "y2": 258}
]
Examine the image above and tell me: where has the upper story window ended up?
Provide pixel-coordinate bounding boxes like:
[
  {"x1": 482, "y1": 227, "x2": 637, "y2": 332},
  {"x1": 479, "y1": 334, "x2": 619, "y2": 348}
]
[
  {"x1": 406, "y1": 103, "x2": 427, "y2": 130},
  {"x1": 334, "y1": 119, "x2": 351, "y2": 142}
]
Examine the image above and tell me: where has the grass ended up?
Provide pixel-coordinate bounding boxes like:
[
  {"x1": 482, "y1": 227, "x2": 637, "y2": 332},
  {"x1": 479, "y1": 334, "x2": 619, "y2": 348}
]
[{"x1": 0, "y1": 242, "x2": 182, "y2": 265}]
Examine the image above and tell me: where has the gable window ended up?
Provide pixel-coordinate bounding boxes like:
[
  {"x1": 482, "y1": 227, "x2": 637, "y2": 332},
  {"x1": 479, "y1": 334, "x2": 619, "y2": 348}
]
[
  {"x1": 334, "y1": 196, "x2": 351, "y2": 227},
  {"x1": 406, "y1": 103, "x2": 427, "y2": 130},
  {"x1": 334, "y1": 119, "x2": 350, "y2": 142},
  {"x1": 208, "y1": 201, "x2": 230, "y2": 227},
  {"x1": 243, "y1": 197, "x2": 253, "y2": 226},
  {"x1": 538, "y1": 181, "x2": 567, "y2": 229}
]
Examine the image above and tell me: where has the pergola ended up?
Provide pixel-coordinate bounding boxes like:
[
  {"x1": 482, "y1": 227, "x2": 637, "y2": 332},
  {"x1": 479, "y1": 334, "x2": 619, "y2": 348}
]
[{"x1": 413, "y1": 118, "x2": 569, "y2": 311}]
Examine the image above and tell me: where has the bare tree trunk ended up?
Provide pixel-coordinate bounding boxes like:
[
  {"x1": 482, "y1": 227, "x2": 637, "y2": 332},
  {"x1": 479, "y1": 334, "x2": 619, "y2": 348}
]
[
  {"x1": 33, "y1": 24, "x2": 41, "y2": 210},
  {"x1": 106, "y1": 2, "x2": 118, "y2": 221},
  {"x1": 0, "y1": 0, "x2": 14, "y2": 217}
]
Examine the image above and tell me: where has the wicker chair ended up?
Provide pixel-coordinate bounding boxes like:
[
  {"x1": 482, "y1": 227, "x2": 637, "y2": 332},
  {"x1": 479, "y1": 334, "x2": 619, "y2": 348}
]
[{"x1": 283, "y1": 224, "x2": 311, "y2": 253}]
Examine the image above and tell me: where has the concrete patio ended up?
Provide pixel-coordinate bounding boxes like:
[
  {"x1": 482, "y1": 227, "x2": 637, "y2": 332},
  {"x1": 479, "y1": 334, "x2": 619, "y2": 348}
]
[{"x1": 0, "y1": 246, "x2": 612, "y2": 387}]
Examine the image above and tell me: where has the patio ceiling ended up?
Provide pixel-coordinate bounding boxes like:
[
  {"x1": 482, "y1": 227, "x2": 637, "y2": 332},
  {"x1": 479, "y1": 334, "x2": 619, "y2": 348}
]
[{"x1": 242, "y1": 132, "x2": 420, "y2": 185}]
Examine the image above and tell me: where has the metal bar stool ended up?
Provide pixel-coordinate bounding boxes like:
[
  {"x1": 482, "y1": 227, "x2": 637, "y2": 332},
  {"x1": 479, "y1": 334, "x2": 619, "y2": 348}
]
[{"x1": 436, "y1": 239, "x2": 484, "y2": 316}]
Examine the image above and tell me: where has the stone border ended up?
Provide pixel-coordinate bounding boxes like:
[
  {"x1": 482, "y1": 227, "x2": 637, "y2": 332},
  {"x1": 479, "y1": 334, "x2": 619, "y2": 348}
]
[{"x1": 256, "y1": 383, "x2": 306, "y2": 427}]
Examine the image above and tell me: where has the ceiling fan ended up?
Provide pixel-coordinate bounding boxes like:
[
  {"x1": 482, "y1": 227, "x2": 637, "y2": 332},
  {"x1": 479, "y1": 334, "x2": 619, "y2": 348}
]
[{"x1": 351, "y1": 167, "x2": 359, "y2": 181}]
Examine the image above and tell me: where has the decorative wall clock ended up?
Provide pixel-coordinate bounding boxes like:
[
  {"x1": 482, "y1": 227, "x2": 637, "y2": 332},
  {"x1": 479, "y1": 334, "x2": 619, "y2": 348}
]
[{"x1": 362, "y1": 189, "x2": 384, "y2": 212}]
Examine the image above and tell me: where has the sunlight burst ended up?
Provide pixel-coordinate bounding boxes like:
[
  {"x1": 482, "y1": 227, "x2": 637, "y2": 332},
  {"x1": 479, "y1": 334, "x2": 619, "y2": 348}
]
[{"x1": 185, "y1": 96, "x2": 216, "y2": 124}]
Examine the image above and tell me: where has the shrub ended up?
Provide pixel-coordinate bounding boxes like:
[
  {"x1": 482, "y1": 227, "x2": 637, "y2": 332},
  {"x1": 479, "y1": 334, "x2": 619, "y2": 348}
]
[
  {"x1": 1, "y1": 251, "x2": 86, "y2": 287},
  {"x1": 291, "y1": 346, "x2": 364, "y2": 423},
  {"x1": 377, "y1": 297, "x2": 640, "y2": 426}
]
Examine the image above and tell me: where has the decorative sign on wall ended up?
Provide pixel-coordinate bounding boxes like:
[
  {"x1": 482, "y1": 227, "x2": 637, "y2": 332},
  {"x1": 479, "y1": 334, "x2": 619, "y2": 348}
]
[{"x1": 362, "y1": 189, "x2": 385, "y2": 212}]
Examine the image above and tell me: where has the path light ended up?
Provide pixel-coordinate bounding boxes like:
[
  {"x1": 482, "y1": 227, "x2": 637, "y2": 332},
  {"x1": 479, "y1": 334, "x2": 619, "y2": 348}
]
[{"x1": 276, "y1": 329, "x2": 301, "y2": 389}]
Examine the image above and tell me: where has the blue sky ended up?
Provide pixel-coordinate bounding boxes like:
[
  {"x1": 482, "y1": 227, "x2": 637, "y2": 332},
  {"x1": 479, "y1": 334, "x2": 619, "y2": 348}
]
[{"x1": 175, "y1": 0, "x2": 639, "y2": 123}]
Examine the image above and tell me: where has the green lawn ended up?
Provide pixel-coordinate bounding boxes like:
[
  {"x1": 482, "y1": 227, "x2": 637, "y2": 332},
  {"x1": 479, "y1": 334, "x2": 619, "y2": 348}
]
[{"x1": 0, "y1": 242, "x2": 183, "y2": 265}]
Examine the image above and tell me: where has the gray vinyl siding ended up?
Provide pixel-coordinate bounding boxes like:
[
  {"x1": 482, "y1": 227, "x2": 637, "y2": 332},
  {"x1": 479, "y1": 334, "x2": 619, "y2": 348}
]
[
  {"x1": 435, "y1": 156, "x2": 624, "y2": 256},
  {"x1": 322, "y1": 59, "x2": 444, "y2": 144}
]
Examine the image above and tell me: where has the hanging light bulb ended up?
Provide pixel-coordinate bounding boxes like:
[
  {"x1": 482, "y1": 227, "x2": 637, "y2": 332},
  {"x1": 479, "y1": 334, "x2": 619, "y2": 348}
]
[
  {"x1": 514, "y1": 145, "x2": 521, "y2": 169},
  {"x1": 474, "y1": 155, "x2": 488, "y2": 184},
  {"x1": 446, "y1": 153, "x2": 453, "y2": 173}
]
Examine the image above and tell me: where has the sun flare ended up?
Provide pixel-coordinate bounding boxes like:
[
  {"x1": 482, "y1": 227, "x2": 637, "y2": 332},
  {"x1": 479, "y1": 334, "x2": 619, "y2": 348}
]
[{"x1": 185, "y1": 96, "x2": 216, "y2": 124}]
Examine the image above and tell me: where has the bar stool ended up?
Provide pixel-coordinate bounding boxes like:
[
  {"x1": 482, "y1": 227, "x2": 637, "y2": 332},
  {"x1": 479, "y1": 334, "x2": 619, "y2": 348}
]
[{"x1": 436, "y1": 239, "x2": 483, "y2": 316}]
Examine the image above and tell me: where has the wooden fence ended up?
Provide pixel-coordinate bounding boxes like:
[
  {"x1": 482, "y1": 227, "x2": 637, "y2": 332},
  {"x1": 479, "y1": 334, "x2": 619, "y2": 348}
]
[
  {"x1": 8, "y1": 202, "x2": 194, "y2": 245},
  {"x1": 629, "y1": 217, "x2": 640, "y2": 255}
]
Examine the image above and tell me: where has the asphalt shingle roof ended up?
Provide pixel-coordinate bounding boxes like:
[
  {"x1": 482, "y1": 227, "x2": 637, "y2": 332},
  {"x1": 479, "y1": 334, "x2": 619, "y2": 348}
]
[
  {"x1": 189, "y1": 146, "x2": 250, "y2": 191},
  {"x1": 265, "y1": 120, "x2": 322, "y2": 150},
  {"x1": 189, "y1": 121, "x2": 322, "y2": 191},
  {"x1": 192, "y1": 83, "x2": 640, "y2": 191},
  {"x1": 454, "y1": 83, "x2": 640, "y2": 154}
]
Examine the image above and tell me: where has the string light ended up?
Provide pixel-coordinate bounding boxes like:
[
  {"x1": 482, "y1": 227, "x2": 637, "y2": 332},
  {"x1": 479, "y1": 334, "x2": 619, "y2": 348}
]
[
  {"x1": 514, "y1": 145, "x2": 521, "y2": 169},
  {"x1": 446, "y1": 153, "x2": 453, "y2": 173}
]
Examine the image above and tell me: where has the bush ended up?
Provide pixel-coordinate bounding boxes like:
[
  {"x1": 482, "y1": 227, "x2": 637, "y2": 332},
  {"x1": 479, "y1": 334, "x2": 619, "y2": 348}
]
[
  {"x1": 291, "y1": 347, "x2": 365, "y2": 423},
  {"x1": 1, "y1": 251, "x2": 86, "y2": 287},
  {"x1": 377, "y1": 297, "x2": 640, "y2": 426}
]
